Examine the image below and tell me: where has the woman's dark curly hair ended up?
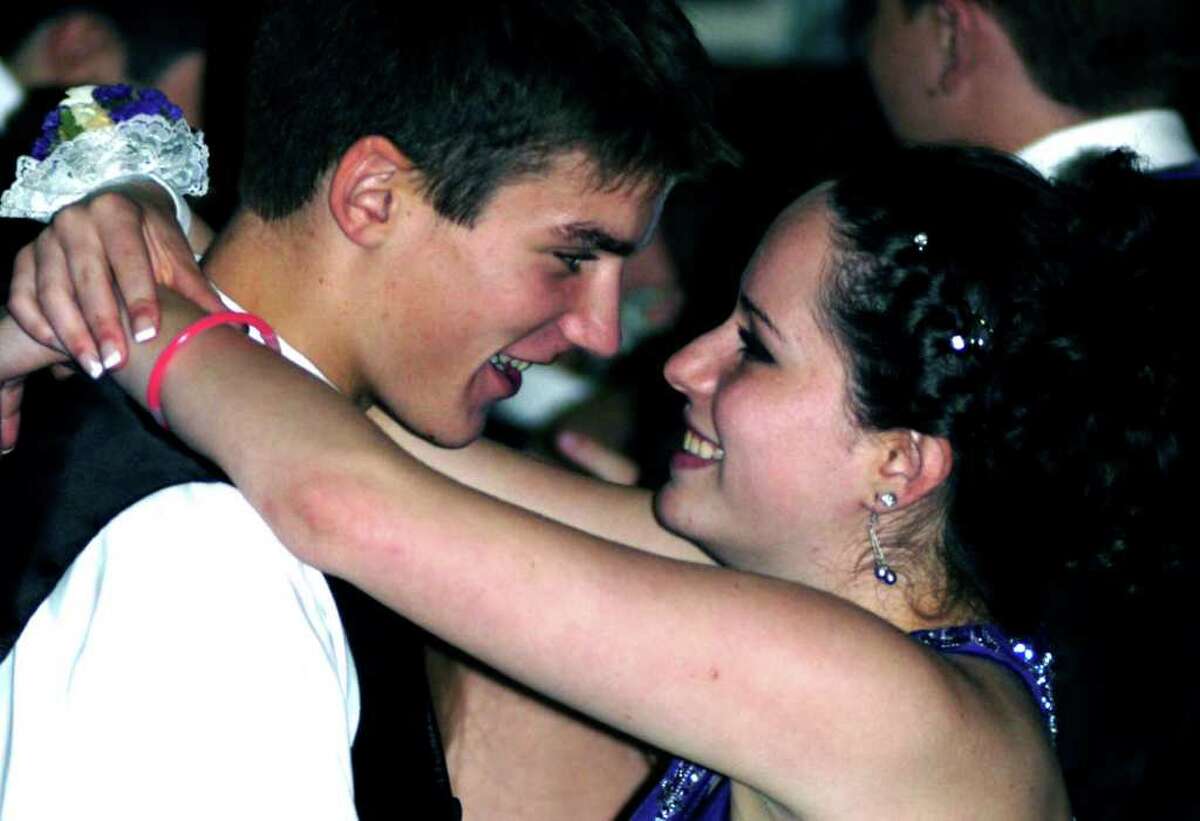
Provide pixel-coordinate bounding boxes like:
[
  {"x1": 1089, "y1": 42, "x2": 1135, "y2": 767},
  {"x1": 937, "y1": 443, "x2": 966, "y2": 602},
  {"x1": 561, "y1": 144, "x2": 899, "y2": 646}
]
[{"x1": 821, "y1": 146, "x2": 1184, "y2": 636}]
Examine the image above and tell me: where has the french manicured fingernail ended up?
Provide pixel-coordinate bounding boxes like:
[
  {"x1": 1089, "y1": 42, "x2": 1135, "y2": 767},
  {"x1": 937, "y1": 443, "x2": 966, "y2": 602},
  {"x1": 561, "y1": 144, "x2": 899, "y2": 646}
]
[
  {"x1": 133, "y1": 323, "x2": 157, "y2": 343},
  {"x1": 101, "y1": 342, "x2": 122, "y2": 371},
  {"x1": 1, "y1": 447, "x2": 14, "y2": 456},
  {"x1": 81, "y1": 355, "x2": 104, "y2": 379}
]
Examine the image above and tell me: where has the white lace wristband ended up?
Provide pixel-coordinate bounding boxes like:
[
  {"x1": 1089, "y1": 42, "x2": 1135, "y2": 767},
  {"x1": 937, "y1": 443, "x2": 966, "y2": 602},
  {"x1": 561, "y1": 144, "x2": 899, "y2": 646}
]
[
  {"x1": 0, "y1": 85, "x2": 208, "y2": 227},
  {"x1": 95, "y1": 173, "x2": 195, "y2": 237}
]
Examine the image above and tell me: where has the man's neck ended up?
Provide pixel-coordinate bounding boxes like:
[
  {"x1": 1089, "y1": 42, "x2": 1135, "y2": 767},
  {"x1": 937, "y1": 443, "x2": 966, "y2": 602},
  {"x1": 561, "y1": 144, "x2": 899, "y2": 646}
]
[
  {"x1": 953, "y1": 83, "x2": 1087, "y2": 156},
  {"x1": 942, "y1": 21, "x2": 1088, "y2": 156},
  {"x1": 202, "y1": 209, "x2": 362, "y2": 398}
]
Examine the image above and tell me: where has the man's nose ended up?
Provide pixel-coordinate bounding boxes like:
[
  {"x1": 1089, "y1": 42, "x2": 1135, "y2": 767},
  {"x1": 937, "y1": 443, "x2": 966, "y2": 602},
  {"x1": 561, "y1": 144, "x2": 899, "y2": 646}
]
[{"x1": 558, "y1": 267, "x2": 622, "y2": 358}]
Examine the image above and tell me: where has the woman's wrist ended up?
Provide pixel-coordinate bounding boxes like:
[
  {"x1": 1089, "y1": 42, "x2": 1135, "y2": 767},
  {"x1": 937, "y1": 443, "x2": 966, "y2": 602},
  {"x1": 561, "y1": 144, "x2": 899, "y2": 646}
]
[
  {"x1": 146, "y1": 312, "x2": 280, "y2": 428},
  {"x1": 105, "y1": 290, "x2": 208, "y2": 406}
]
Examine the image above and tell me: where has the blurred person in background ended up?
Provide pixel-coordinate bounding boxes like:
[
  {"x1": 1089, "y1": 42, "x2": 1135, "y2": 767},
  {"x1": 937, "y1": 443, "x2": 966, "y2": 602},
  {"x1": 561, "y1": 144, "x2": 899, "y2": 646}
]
[
  {"x1": 860, "y1": 0, "x2": 1198, "y2": 177},
  {"x1": 1, "y1": 2, "x2": 207, "y2": 132}
]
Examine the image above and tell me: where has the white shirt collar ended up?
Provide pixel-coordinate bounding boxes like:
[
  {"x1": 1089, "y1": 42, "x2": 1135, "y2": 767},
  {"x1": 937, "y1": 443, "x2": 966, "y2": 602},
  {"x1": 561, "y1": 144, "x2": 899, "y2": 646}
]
[
  {"x1": 0, "y1": 60, "x2": 25, "y2": 135},
  {"x1": 1018, "y1": 109, "x2": 1199, "y2": 178},
  {"x1": 215, "y1": 288, "x2": 337, "y2": 390}
]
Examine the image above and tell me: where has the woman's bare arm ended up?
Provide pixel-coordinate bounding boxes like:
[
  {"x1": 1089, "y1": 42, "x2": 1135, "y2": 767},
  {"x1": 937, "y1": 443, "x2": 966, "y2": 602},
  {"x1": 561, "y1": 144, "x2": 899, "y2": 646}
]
[
  {"x1": 367, "y1": 407, "x2": 709, "y2": 565},
  {"x1": 20, "y1": 292, "x2": 984, "y2": 809}
]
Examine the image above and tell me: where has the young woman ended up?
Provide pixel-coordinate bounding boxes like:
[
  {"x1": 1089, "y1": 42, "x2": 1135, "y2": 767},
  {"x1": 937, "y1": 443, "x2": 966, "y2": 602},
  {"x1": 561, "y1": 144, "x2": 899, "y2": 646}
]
[{"x1": 2, "y1": 147, "x2": 1180, "y2": 818}]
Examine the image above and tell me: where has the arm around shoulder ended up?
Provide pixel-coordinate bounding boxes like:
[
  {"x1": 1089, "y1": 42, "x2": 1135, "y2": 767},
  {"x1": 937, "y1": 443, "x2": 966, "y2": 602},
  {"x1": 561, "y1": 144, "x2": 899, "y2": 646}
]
[{"x1": 367, "y1": 405, "x2": 711, "y2": 565}]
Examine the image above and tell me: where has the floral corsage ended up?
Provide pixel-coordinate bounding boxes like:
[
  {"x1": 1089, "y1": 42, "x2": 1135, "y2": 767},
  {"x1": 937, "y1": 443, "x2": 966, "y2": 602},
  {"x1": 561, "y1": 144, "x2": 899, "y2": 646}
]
[{"x1": 0, "y1": 84, "x2": 208, "y2": 222}]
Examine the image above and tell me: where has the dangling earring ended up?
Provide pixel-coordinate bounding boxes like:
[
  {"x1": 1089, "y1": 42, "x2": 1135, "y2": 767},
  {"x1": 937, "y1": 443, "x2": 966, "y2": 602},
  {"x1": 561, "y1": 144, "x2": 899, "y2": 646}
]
[{"x1": 869, "y1": 492, "x2": 898, "y2": 586}]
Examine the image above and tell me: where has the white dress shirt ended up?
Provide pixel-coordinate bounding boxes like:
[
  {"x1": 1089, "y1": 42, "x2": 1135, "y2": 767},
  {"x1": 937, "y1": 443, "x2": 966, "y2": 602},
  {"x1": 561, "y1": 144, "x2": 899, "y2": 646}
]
[
  {"x1": 1018, "y1": 108, "x2": 1199, "y2": 179},
  {"x1": 0, "y1": 332, "x2": 360, "y2": 821}
]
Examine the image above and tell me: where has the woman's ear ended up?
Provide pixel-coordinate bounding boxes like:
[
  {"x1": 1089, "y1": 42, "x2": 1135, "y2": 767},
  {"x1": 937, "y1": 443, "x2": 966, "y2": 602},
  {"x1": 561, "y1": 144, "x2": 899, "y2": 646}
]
[
  {"x1": 872, "y1": 429, "x2": 953, "y2": 510},
  {"x1": 327, "y1": 136, "x2": 418, "y2": 248}
]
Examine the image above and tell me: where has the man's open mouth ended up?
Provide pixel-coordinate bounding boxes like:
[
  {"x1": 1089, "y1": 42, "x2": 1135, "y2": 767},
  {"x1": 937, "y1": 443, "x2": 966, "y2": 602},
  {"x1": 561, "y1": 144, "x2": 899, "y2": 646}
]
[{"x1": 489, "y1": 353, "x2": 534, "y2": 392}]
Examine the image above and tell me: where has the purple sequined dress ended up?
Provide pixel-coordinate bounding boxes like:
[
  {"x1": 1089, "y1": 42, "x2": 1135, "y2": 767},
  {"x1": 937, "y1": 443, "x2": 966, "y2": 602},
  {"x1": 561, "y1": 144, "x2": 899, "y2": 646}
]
[{"x1": 627, "y1": 623, "x2": 1056, "y2": 821}]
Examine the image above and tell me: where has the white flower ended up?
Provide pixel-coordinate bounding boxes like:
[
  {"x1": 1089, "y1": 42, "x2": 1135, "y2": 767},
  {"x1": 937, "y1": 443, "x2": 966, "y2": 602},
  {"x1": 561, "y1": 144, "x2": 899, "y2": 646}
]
[
  {"x1": 61, "y1": 85, "x2": 98, "y2": 106},
  {"x1": 56, "y1": 86, "x2": 113, "y2": 133},
  {"x1": 72, "y1": 105, "x2": 112, "y2": 130}
]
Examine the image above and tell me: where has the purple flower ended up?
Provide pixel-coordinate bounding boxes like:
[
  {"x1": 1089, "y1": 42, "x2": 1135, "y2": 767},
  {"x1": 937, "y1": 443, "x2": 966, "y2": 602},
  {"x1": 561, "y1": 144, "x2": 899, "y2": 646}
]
[
  {"x1": 110, "y1": 102, "x2": 139, "y2": 123},
  {"x1": 111, "y1": 97, "x2": 160, "y2": 123},
  {"x1": 109, "y1": 89, "x2": 185, "y2": 123},
  {"x1": 32, "y1": 107, "x2": 66, "y2": 159},
  {"x1": 92, "y1": 84, "x2": 133, "y2": 106},
  {"x1": 27, "y1": 84, "x2": 191, "y2": 162},
  {"x1": 31, "y1": 135, "x2": 53, "y2": 161},
  {"x1": 139, "y1": 88, "x2": 167, "y2": 107}
]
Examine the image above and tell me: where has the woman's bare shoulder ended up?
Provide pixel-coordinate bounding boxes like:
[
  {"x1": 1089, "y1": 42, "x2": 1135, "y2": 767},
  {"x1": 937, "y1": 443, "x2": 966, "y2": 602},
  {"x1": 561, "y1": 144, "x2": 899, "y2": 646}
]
[
  {"x1": 920, "y1": 652, "x2": 1070, "y2": 818},
  {"x1": 761, "y1": 640, "x2": 1069, "y2": 819}
]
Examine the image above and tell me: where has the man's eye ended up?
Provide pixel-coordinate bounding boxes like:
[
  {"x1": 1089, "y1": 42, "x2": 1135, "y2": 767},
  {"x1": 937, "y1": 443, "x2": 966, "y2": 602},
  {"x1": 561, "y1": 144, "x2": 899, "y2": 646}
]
[
  {"x1": 737, "y1": 326, "x2": 774, "y2": 364},
  {"x1": 554, "y1": 251, "x2": 596, "y2": 274}
]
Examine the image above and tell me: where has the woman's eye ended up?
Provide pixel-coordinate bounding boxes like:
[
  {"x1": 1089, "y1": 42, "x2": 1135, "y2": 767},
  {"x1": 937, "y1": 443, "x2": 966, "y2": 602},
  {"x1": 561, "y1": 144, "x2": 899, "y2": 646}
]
[
  {"x1": 554, "y1": 251, "x2": 596, "y2": 274},
  {"x1": 737, "y1": 326, "x2": 774, "y2": 364}
]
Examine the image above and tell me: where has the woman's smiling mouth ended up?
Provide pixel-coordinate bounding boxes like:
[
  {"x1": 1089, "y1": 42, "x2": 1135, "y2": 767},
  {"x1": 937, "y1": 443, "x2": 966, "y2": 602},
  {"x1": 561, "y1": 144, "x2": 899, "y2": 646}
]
[{"x1": 672, "y1": 427, "x2": 725, "y2": 469}]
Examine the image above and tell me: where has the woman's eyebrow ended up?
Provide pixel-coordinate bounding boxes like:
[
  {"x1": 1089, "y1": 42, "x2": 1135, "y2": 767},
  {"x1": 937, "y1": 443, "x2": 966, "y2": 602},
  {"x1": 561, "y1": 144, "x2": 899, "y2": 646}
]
[{"x1": 739, "y1": 293, "x2": 782, "y2": 339}]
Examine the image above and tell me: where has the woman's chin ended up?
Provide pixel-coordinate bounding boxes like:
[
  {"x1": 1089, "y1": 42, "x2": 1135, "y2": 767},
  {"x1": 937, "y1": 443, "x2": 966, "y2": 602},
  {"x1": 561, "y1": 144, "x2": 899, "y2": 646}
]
[{"x1": 653, "y1": 484, "x2": 711, "y2": 545}]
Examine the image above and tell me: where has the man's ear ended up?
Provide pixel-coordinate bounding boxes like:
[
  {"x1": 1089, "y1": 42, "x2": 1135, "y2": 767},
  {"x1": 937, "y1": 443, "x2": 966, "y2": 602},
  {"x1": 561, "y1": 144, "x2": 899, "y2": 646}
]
[
  {"x1": 871, "y1": 429, "x2": 953, "y2": 510},
  {"x1": 327, "y1": 136, "x2": 417, "y2": 248},
  {"x1": 930, "y1": 0, "x2": 983, "y2": 95}
]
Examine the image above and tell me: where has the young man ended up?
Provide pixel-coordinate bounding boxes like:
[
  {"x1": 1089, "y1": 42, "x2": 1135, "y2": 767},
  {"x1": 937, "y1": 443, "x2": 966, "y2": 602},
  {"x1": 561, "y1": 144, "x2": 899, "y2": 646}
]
[{"x1": 0, "y1": 2, "x2": 729, "y2": 818}]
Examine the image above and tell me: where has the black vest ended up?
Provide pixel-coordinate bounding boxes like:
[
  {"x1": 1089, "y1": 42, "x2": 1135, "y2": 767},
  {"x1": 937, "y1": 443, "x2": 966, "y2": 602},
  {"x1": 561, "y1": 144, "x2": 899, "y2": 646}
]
[{"x1": 0, "y1": 373, "x2": 460, "y2": 820}]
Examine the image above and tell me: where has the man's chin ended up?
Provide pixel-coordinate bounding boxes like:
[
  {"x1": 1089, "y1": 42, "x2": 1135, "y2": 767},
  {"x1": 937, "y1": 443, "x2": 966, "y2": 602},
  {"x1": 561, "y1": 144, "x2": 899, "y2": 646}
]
[
  {"x1": 414, "y1": 414, "x2": 487, "y2": 450},
  {"x1": 425, "y1": 430, "x2": 481, "y2": 449},
  {"x1": 374, "y1": 405, "x2": 485, "y2": 450}
]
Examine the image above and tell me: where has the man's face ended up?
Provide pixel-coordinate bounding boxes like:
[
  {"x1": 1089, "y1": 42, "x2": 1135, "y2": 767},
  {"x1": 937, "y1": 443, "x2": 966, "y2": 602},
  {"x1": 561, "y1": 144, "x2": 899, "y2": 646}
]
[{"x1": 357, "y1": 152, "x2": 665, "y2": 447}]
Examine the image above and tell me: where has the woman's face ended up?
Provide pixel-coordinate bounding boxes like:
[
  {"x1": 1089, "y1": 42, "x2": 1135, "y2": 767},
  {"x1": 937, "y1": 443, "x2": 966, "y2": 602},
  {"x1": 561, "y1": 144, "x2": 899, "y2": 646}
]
[{"x1": 655, "y1": 192, "x2": 879, "y2": 581}]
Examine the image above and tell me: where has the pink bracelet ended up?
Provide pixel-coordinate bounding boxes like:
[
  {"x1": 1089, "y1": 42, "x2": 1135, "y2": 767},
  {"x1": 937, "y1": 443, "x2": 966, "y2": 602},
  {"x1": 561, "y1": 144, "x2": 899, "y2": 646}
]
[{"x1": 146, "y1": 311, "x2": 281, "y2": 429}]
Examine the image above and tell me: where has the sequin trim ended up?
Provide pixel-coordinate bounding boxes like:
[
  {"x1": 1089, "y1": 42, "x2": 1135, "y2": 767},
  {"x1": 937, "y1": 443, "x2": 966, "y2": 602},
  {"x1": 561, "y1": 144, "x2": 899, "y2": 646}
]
[
  {"x1": 654, "y1": 759, "x2": 717, "y2": 820},
  {"x1": 910, "y1": 623, "x2": 1057, "y2": 741}
]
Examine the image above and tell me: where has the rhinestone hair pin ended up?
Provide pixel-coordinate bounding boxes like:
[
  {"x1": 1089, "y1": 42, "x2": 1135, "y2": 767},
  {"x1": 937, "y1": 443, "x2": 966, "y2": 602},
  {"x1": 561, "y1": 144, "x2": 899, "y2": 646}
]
[
  {"x1": 910, "y1": 230, "x2": 992, "y2": 353},
  {"x1": 949, "y1": 315, "x2": 991, "y2": 353}
]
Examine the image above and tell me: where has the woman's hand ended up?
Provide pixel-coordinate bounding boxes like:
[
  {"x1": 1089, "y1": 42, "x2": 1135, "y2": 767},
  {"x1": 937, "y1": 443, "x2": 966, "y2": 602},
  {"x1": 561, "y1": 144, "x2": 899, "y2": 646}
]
[{"x1": 6, "y1": 180, "x2": 221, "y2": 379}]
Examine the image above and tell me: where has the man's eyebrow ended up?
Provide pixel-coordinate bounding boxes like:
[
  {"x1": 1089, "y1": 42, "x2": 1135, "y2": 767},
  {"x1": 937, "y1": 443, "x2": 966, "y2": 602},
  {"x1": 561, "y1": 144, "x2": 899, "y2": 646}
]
[
  {"x1": 554, "y1": 223, "x2": 639, "y2": 257},
  {"x1": 739, "y1": 293, "x2": 782, "y2": 339}
]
